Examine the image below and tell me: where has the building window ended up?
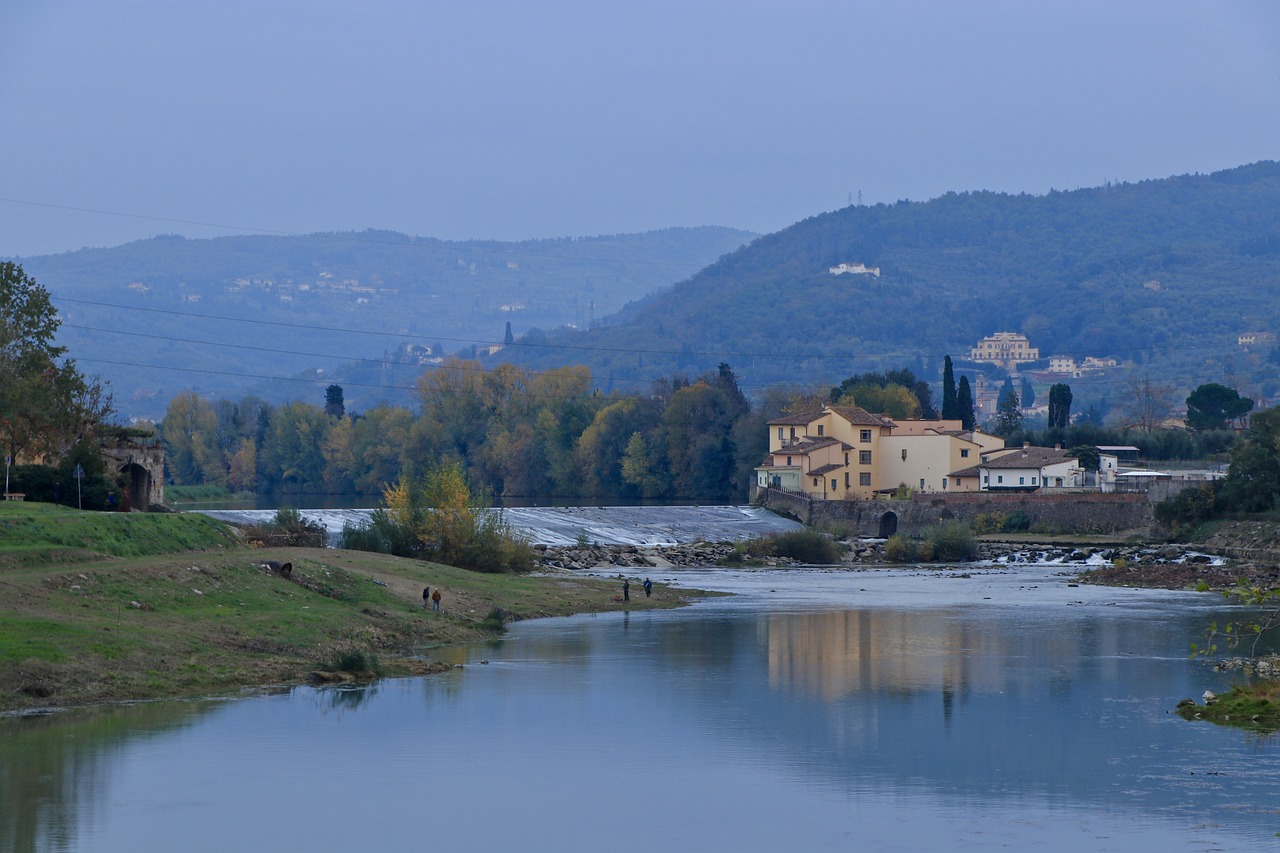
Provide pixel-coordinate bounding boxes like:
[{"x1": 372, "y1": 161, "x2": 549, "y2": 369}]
[
  {"x1": 777, "y1": 427, "x2": 784, "y2": 441},
  {"x1": 831, "y1": 479, "x2": 837, "y2": 492},
  {"x1": 813, "y1": 478, "x2": 819, "y2": 487},
  {"x1": 1031, "y1": 476, "x2": 1037, "y2": 485},
  {"x1": 943, "y1": 478, "x2": 948, "y2": 490},
  {"x1": 960, "y1": 449, "x2": 970, "y2": 458},
  {"x1": 901, "y1": 449, "x2": 908, "y2": 461},
  {"x1": 859, "y1": 472, "x2": 871, "y2": 486},
  {"x1": 983, "y1": 475, "x2": 989, "y2": 484},
  {"x1": 860, "y1": 429, "x2": 872, "y2": 443},
  {"x1": 845, "y1": 473, "x2": 850, "y2": 488},
  {"x1": 790, "y1": 427, "x2": 796, "y2": 440},
  {"x1": 817, "y1": 425, "x2": 824, "y2": 436},
  {"x1": 860, "y1": 451, "x2": 872, "y2": 465},
  {"x1": 1019, "y1": 476, "x2": 1025, "y2": 485},
  {"x1": 844, "y1": 453, "x2": 849, "y2": 465},
  {"x1": 919, "y1": 479, "x2": 925, "y2": 490},
  {"x1": 786, "y1": 456, "x2": 791, "y2": 466},
  {"x1": 997, "y1": 475, "x2": 1004, "y2": 484},
  {"x1": 1056, "y1": 477, "x2": 1063, "y2": 487}
]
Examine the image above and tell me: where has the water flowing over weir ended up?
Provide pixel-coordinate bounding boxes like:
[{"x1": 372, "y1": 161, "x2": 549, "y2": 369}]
[{"x1": 195, "y1": 505, "x2": 804, "y2": 546}]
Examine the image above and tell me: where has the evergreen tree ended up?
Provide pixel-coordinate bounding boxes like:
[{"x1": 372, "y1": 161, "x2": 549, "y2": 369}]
[
  {"x1": 995, "y1": 380, "x2": 1021, "y2": 437},
  {"x1": 1047, "y1": 383, "x2": 1073, "y2": 429},
  {"x1": 1020, "y1": 377, "x2": 1036, "y2": 410},
  {"x1": 504, "y1": 321, "x2": 514, "y2": 345},
  {"x1": 324, "y1": 384, "x2": 345, "y2": 418},
  {"x1": 956, "y1": 376, "x2": 976, "y2": 431},
  {"x1": 941, "y1": 356, "x2": 957, "y2": 420}
]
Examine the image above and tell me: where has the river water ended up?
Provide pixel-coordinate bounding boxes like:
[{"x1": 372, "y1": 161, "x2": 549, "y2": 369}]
[{"x1": 3, "y1": 563, "x2": 1278, "y2": 852}]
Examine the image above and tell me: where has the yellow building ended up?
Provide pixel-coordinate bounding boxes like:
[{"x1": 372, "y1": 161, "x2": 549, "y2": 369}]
[
  {"x1": 758, "y1": 409, "x2": 1003, "y2": 498},
  {"x1": 969, "y1": 331, "x2": 1039, "y2": 369}
]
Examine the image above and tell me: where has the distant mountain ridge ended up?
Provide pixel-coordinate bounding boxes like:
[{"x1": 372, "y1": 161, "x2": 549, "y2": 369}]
[
  {"x1": 11, "y1": 226, "x2": 757, "y2": 419},
  {"x1": 505, "y1": 162, "x2": 1280, "y2": 406}
]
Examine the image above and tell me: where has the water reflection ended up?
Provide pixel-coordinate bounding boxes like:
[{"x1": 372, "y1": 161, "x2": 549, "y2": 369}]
[
  {"x1": 4, "y1": 569, "x2": 1279, "y2": 851},
  {"x1": 0, "y1": 702, "x2": 218, "y2": 853}
]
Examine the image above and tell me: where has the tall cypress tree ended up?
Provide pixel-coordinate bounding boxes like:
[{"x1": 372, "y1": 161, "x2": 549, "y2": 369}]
[
  {"x1": 956, "y1": 376, "x2": 976, "y2": 431},
  {"x1": 942, "y1": 355, "x2": 957, "y2": 419}
]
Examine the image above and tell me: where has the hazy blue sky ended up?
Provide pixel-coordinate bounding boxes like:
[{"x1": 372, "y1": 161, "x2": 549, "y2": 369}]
[{"x1": 3, "y1": 1, "x2": 1279, "y2": 257}]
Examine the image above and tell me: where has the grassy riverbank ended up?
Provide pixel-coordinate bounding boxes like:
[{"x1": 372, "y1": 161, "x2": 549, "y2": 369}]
[{"x1": 0, "y1": 502, "x2": 706, "y2": 713}]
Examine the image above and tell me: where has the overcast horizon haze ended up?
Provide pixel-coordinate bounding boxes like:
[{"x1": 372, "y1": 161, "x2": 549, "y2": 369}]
[{"x1": 4, "y1": 1, "x2": 1280, "y2": 258}]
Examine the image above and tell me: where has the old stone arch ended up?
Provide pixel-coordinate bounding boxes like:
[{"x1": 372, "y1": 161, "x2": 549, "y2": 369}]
[
  {"x1": 878, "y1": 510, "x2": 898, "y2": 538},
  {"x1": 100, "y1": 444, "x2": 165, "y2": 511}
]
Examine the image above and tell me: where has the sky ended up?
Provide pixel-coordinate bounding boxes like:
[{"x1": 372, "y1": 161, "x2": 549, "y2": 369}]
[{"x1": 3, "y1": 0, "x2": 1280, "y2": 258}]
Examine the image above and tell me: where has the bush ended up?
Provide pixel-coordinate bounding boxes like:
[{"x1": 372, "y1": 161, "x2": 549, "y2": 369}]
[
  {"x1": 924, "y1": 522, "x2": 978, "y2": 561},
  {"x1": 343, "y1": 465, "x2": 534, "y2": 572},
  {"x1": 1154, "y1": 481, "x2": 1224, "y2": 536},
  {"x1": 480, "y1": 608, "x2": 508, "y2": 633},
  {"x1": 327, "y1": 645, "x2": 382, "y2": 676},
  {"x1": 242, "y1": 506, "x2": 326, "y2": 547},
  {"x1": 973, "y1": 512, "x2": 1007, "y2": 534},
  {"x1": 1002, "y1": 511, "x2": 1031, "y2": 533},
  {"x1": 883, "y1": 534, "x2": 917, "y2": 562},
  {"x1": 883, "y1": 523, "x2": 977, "y2": 563},
  {"x1": 771, "y1": 529, "x2": 840, "y2": 564}
]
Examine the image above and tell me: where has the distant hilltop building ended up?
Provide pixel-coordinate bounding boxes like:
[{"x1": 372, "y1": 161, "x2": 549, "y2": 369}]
[
  {"x1": 828, "y1": 262, "x2": 880, "y2": 277},
  {"x1": 969, "y1": 332, "x2": 1039, "y2": 369},
  {"x1": 1238, "y1": 331, "x2": 1275, "y2": 348},
  {"x1": 1046, "y1": 355, "x2": 1117, "y2": 377}
]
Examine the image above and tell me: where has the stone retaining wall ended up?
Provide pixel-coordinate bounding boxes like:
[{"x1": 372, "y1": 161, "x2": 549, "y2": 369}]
[{"x1": 755, "y1": 488, "x2": 1156, "y2": 536}]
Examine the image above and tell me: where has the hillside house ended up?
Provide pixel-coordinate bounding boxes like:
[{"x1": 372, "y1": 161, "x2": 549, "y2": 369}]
[{"x1": 757, "y1": 407, "x2": 1003, "y2": 499}]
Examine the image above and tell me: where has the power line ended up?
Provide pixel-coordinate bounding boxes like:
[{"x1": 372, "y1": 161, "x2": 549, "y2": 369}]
[{"x1": 55, "y1": 295, "x2": 1233, "y2": 368}]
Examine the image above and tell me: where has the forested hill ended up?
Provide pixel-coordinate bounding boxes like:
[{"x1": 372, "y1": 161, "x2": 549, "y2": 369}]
[
  {"x1": 506, "y1": 162, "x2": 1280, "y2": 402},
  {"x1": 10, "y1": 226, "x2": 756, "y2": 419}
]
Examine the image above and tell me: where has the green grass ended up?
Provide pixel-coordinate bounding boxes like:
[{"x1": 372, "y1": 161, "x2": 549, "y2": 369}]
[
  {"x1": 0, "y1": 501, "x2": 240, "y2": 563},
  {"x1": 1177, "y1": 681, "x2": 1280, "y2": 732},
  {"x1": 0, "y1": 542, "x2": 708, "y2": 711}
]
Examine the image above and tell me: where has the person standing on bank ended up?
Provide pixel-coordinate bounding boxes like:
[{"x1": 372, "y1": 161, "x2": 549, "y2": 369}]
[
  {"x1": 622, "y1": 578, "x2": 630, "y2": 602},
  {"x1": 423, "y1": 586, "x2": 430, "y2": 608},
  {"x1": 643, "y1": 578, "x2": 652, "y2": 598},
  {"x1": 431, "y1": 587, "x2": 442, "y2": 612}
]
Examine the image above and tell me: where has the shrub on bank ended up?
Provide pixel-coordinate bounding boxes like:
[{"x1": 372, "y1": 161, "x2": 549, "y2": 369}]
[
  {"x1": 341, "y1": 462, "x2": 534, "y2": 572},
  {"x1": 772, "y1": 529, "x2": 841, "y2": 564},
  {"x1": 884, "y1": 523, "x2": 977, "y2": 563}
]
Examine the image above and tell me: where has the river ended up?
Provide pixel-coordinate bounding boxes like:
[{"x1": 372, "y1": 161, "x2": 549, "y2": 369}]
[{"x1": 3, "y1": 563, "x2": 1278, "y2": 852}]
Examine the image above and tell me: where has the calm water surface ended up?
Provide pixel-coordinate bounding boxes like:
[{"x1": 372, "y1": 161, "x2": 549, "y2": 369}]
[{"x1": 3, "y1": 565, "x2": 1279, "y2": 852}]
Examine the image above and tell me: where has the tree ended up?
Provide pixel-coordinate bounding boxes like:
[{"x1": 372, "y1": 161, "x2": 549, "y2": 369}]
[
  {"x1": 0, "y1": 262, "x2": 113, "y2": 462},
  {"x1": 1047, "y1": 383, "x2": 1073, "y2": 429},
  {"x1": 1185, "y1": 383, "x2": 1253, "y2": 432},
  {"x1": 1020, "y1": 377, "x2": 1036, "y2": 410},
  {"x1": 993, "y1": 381, "x2": 1022, "y2": 437},
  {"x1": 834, "y1": 384, "x2": 921, "y2": 419},
  {"x1": 941, "y1": 356, "x2": 957, "y2": 419},
  {"x1": 1220, "y1": 406, "x2": 1280, "y2": 512},
  {"x1": 956, "y1": 376, "x2": 976, "y2": 431},
  {"x1": 324, "y1": 384, "x2": 345, "y2": 418},
  {"x1": 1116, "y1": 376, "x2": 1175, "y2": 432},
  {"x1": 503, "y1": 321, "x2": 514, "y2": 345}
]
